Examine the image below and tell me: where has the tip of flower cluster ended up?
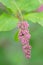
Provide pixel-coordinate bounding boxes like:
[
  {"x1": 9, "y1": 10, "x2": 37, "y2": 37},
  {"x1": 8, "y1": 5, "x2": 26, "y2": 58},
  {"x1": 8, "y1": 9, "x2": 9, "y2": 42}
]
[
  {"x1": 26, "y1": 55, "x2": 31, "y2": 59},
  {"x1": 22, "y1": 44, "x2": 31, "y2": 59}
]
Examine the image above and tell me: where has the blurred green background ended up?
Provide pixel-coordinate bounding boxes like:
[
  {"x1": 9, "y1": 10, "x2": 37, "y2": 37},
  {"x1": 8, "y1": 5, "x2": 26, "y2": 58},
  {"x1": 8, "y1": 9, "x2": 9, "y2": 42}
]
[{"x1": 0, "y1": 21, "x2": 43, "y2": 65}]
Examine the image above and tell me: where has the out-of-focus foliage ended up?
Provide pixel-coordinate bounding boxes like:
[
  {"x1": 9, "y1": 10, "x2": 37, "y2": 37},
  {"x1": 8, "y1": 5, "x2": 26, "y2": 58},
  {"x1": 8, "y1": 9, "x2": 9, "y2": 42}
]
[
  {"x1": 0, "y1": 21, "x2": 43, "y2": 65},
  {"x1": 24, "y1": 12, "x2": 43, "y2": 26},
  {"x1": 0, "y1": 0, "x2": 43, "y2": 31},
  {"x1": 0, "y1": 13, "x2": 18, "y2": 31},
  {"x1": 0, "y1": 0, "x2": 40, "y2": 13}
]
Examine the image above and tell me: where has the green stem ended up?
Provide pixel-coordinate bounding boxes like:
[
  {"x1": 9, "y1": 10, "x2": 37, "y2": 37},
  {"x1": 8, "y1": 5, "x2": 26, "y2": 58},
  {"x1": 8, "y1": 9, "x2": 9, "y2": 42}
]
[{"x1": 14, "y1": 0, "x2": 23, "y2": 21}]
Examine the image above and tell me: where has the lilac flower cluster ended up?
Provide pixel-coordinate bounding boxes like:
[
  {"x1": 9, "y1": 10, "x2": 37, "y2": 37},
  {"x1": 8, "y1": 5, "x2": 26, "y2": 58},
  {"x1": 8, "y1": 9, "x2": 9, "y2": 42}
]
[{"x1": 18, "y1": 21, "x2": 31, "y2": 59}]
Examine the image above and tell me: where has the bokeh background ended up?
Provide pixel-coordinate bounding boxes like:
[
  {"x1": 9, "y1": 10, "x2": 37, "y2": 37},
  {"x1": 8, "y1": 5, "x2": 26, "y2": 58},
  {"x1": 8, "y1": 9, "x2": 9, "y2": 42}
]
[{"x1": 0, "y1": 21, "x2": 43, "y2": 65}]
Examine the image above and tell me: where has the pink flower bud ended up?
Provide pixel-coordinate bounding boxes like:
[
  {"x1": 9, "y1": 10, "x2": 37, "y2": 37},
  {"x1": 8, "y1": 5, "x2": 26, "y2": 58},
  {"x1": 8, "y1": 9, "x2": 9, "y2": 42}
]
[
  {"x1": 22, "y1": 44, "x2": 31, "y2": 59},
  {"x1": 18, "y1": 21, "x2": 29, "y2": 29}
]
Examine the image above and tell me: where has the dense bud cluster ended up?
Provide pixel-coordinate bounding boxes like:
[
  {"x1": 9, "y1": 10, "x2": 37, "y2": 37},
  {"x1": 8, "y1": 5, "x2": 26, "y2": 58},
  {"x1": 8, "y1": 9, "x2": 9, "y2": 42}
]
[
  {"x1": 18, "y1": 21, "x2": 31, "y2": 59},
  {"x1": 18, "y1": 21, "x2": 29, "y2": 29}
]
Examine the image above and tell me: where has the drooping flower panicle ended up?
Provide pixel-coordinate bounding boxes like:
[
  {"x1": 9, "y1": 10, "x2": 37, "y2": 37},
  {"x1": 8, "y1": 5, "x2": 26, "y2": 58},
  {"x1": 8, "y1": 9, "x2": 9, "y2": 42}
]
[{"x1": 18, "y1": 21, "x2": 31, "y2": 59}]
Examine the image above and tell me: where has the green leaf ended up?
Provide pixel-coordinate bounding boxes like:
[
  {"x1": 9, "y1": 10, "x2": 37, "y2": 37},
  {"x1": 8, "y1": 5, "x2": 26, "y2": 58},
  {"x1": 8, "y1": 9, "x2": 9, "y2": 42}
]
[
  {"x1": 0, "y1": 0, "x2": 16, "y2": 14},
  {"x1": 16, "y1": 0, "x2": 40, "y2": 11},
  {"x1": 0, "y1": 0, "x2": 43, "y2": 31},
  {"x1": 0, "y1": 13, "x2": 18, "y2": 31},
  {"x1": 14, "y1": 31, "x2": 19, "y2": 42},
  {"x1": 0, "y1": 0, "x2": 40, "y2": 14},
  {"x1": 24, "y1": 12, "x2": 43, "y2": 26},
  {"x1": 0, "y1": 2, "x2": 13, "y2": 15}
]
